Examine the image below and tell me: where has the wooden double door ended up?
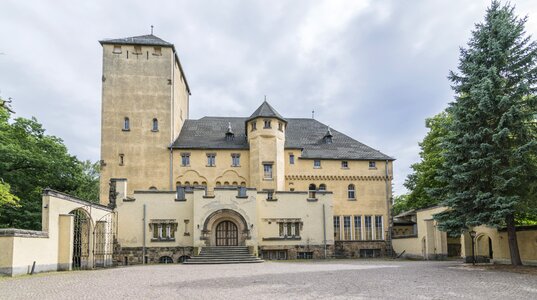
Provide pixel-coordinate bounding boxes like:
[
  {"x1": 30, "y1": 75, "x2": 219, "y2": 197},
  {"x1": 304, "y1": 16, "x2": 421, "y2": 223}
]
[{"x1": 215, "y1": 221, "x2": 238, "y2": 246}]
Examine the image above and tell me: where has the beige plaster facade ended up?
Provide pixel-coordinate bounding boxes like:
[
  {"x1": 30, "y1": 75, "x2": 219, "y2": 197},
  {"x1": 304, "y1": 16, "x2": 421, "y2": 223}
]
[
  {"x1": 392, "y1": 206, "x2": 537, "y2": 265},
  {"x1": 97, "y1": 33, "x2": 394, "y2": 263},
  {"x1": 0, "y1": 190, "x2": 114, "y2": 276}
]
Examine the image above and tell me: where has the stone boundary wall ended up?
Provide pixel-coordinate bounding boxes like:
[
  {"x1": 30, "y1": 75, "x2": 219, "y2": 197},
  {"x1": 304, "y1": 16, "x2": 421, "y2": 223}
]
[
  {"x1": 259, "y1": 244, "x2": 334, "y2": 259},
  {"x1": 115, "y1": 246, "x2": 194, "y2": 265},
  {"x1": 335, "y1": 241, "x2": 389, "y2": 258},
  {"x1": 0, "y1": 229, "x2": 49, "y2": 238}
]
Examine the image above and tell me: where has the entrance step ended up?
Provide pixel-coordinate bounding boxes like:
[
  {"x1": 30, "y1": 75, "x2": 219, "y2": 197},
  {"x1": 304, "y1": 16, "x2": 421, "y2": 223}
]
[{"x1": 183, "y1": 246, "x2": 264, "y2": 265}]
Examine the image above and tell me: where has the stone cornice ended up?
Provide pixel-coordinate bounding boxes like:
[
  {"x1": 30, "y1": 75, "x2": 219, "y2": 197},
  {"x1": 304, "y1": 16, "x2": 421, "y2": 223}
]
[{"x1": 285, "y1": 175, "x2": 392, "y2": 181}]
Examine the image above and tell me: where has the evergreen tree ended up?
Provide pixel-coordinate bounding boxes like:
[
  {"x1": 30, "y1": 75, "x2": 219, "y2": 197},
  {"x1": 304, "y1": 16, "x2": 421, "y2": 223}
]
[{"x1": 434, "y1": 1, "x2": 537, "y2": 265}]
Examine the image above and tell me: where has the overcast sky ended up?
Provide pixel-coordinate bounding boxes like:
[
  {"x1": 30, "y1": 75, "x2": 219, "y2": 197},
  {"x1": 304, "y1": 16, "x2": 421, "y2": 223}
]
[{"x1": 1, "y1": 0, "x2": 536, "y2": 196}]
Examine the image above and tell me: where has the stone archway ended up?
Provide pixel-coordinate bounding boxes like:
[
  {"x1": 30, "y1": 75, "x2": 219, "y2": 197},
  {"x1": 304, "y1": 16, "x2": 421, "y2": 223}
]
[{"x1": 202, "y1": 209, "x2": 250, "y2": 246}]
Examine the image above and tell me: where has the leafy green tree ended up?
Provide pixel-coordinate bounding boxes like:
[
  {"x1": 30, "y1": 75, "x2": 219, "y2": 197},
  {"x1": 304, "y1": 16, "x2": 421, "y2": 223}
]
[
  {"x1": 434, "y1": 1, "x2": 537, "y2": 265},
  {"x1": 74, "y1": 160, "x2": 100, "y2": 203},
  {"x1": 0, "y1": 99, "x2": 99, "y2": 230},
  {"x1": 402, "y1": 112, "x2": 451, "y2": 211},
  {"x1": 392, "y1": 194, "x2": 410, "y2": 216},
  {"x1": 0, "y1": 181, "x2": 19, "y2": 207}
]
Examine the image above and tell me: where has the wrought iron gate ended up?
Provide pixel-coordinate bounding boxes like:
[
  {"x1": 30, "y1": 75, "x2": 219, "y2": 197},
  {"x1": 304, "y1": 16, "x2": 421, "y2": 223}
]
[
  {"x1": 93, "y1": 212, "x2": 116, "y2": 268},
  {"x1": 71, "y1": 209, "x2": 90, "y2": 270}
]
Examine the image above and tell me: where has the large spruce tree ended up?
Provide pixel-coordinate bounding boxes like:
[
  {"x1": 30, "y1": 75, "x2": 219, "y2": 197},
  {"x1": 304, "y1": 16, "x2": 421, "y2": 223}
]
[{"x1": 434, "y1": 1, "x2": 537, "y2": 265}]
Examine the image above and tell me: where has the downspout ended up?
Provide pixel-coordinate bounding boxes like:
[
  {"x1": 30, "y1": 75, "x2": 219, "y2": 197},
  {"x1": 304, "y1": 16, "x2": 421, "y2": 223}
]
[
  {"x1": 323, "y1": 204, "x2": 327, "y2": 259},
  {"x1": 385, "y1": 160, "x2": 393, "y2": 257},
  {"x1": 169, "y1": 51, "x2": 175, "y2": 191},
  {"x1": 143, "y1": 204, "x2": 146, "y2": 264}
]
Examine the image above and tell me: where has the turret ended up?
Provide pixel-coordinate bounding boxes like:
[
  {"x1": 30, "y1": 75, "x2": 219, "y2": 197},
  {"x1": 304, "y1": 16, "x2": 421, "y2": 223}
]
[{"x1": 246, "y1": 101, "x2": 286, "y2": 191}]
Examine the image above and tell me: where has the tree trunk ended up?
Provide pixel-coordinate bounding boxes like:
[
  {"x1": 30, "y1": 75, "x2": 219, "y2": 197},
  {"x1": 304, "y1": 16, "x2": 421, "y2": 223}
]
[{"x1": 505, "y1": 214, "x2": 522, "y2": 266}]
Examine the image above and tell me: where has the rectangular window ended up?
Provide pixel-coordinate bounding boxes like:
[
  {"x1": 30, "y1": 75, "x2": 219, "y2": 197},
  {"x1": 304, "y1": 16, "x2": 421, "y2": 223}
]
[
  {"x1": 263, "y1": 164, "x2": 273, "y2": 179},
  {"x1": 341, "y1": 161, "x2": 349, "y2": 168},
  {"x1": 176, "y1": 186, "x2": 186, "y2": 201},
  {"x1": 113, "y1": 45, "x2": 122, "y2": 54},
  {"x1": 119, "y1": 154, "x2": 124, "y2": 166},
  {"x1": 354, "y1": 216, "x2": 362, "y2": 240},
  {"x1": 251, "y1": 122, "x2": 257, "y2": 131},
  {"x1": 181, "y1": 153, "x2": 190, "y2": 166},
  {"x1": 365, "y1": 216, "x2": 373, "y2": 240},
  {"x1": 266, "y1": 190, "x2": 274, "y2": 200},
  {"x1": 153, "y1": 47, "x2": 162, "y2": 56},
  {"x1": 333, "y1": 216, "x2": 341, "y2": 240},
  {"x1": 297, "y1": 252, "x2": 313, "y2": 259},
  {"x1": 279, "y1": 222, "x2": 285, "y2": 237},
  {"x1": 294, "y1": 222, "x2": 300, "y2": 237},
  {"x1": 369, "y1": 161, "x2": 376, "y2": 168},
  {"x1": 238, "y1": 186, "x2": 247, "y2": 197},
  {"x1": 152, "y1": 224, "x2": 159, "y2": 239},
  {"x1": 289, "y1": 154, "x2": 295, "y2": 165},
  {"x1": 134, "y1": 45, "x2": 142, "y2": 54},
  {"x1": 343, "y1": 216, "x2": 351, "y2": 240},
  {"x1": 375, "y1": 215, "x2": 384, "y2": 240},
  {"x1": 278, "y1": 122, "x2": 283, "y2": 131},
  {"x1": 207, "y1": 154, "x2": 216, "y2": 167},
  {"x1": 314, "y1": 160, "x2": 321, "y2": 168},
  {"x1": 157, "y1": 224, "x2": 163, "y2": 238},
  {"x1": 264, "y1": 120, "x2": 271, "y2": 128},
  {"x1": 231, "y1": 153, "x2": 240, "y2": 167}
]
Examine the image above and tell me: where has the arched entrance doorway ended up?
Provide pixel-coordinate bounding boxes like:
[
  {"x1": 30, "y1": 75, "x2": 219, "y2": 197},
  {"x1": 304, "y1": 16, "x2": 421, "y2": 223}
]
[
  {"x1": 70, "y1": 209, "x2": 91, "y2": 270},
  {"x1": 215, "y1": 221, "x2": 238, "y2": 246},
  {"x1": 202, "y1": 209, "x2": 250, "y2": 246}
]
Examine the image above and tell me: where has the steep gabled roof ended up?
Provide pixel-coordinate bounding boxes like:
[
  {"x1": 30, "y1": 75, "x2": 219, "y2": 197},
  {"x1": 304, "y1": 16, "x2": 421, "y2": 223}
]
[
  {"x1": 99, "y1": 34, "x2": 191, "y2": 95},
  {"x1": 171, "y1": 116, "x2": 394, "y2": 161},
  {"x1": 246, "y1": 101, "x2": 286, "y2": 123}
]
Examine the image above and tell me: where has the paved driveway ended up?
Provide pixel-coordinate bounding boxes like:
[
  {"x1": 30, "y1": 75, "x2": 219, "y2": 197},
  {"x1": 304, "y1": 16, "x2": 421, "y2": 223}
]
[{"x1": 1, "y1": 260, "x2": 536, "y2": 299}]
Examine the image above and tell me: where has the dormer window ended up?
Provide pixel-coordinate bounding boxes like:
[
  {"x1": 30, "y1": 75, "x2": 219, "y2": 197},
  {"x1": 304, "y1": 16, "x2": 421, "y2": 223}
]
[
  {"x1": 225, "y1": 122, "x2": 234, "y2": 141},
  {"x1": 264, "y1": 119, "x2": 271, "y2": 129},
  {"x1": 323, "y1": 126, "x2": 333, "y2": 144},
  {"x1": 113, "y1": 45, "x2": 122, "y2": 54}
]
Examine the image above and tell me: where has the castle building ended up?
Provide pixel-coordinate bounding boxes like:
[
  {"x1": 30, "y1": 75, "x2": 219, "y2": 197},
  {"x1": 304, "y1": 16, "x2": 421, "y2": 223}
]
[{"x1": 99, "y1": 34, "x2": 395, "y2": 263}]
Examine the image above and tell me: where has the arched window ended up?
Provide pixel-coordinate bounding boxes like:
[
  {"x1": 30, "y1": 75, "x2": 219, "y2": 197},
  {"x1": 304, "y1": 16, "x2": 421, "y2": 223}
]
[
  {"x1": 308, "y1": 184, "x2": 316, "y2": 199},
  {"x1": 123, "y1": 117, "x2": 130, "y2": 131},
  {"x1": 152, "y1": 118, "x2": 158, "y2": 131},
  {"x1": 159, "y1": 256, "x2": 173, "y2": 264},
  {"x1": 224, "y1": 181, "x2": 230, "y2": 186},
  {"x1": 232, "y1": 181, "x2": 238, "y2": 186},
  {"x1": 319, "y1": 184, "x2": 326, "y2": 191},
  {"x1": 149, "y1": 186, "x2": 157, "y2": 191},
  {"x1": 348, "y1": 184, "x2": 355, "y2": 199},
  {"x1": 216, "y1": 181, "x2": 221, "y2": 187}
]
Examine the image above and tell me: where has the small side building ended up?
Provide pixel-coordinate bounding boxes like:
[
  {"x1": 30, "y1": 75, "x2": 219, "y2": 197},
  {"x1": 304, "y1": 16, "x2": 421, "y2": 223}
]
[{"x1": 392, "y1": 206, "x2": 537, "y2": 265}]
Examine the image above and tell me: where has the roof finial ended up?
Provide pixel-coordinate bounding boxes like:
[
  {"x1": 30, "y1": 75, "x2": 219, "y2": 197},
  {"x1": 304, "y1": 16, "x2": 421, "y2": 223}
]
[
  {"x1": 151, "y1": 25, "x2": 154, "y2": 35},
  {"x1": 264, "y1": 95, "x2": 267, "y2": 102},
  {"x1": 312, "y1": 109, "x2": 315, "y2": 119}
]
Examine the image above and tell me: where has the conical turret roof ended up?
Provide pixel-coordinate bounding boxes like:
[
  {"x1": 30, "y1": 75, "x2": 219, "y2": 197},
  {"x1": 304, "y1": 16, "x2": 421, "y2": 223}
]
[{"x1": 246, "y1": 101, "x2": 286, "y2": 123}]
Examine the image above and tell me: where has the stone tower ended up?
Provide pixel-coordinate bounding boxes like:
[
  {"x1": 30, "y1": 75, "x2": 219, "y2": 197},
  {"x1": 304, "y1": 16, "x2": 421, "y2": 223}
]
[
  {"x1": 246, "y1": 101, "x2": 286, "y2": 192},
  {"x1": 99, "y1": 34, "x2": 190, "y2": 204}
]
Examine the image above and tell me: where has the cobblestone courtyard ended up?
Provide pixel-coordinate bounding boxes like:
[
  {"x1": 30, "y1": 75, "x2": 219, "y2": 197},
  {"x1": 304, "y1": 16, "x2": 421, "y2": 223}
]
[{"x1": 1, "y1": 260, "x2": 536, "y2": 299}]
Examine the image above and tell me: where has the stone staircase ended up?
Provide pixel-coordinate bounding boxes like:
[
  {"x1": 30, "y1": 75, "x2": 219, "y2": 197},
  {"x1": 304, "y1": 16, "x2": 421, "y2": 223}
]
[{"x1": 183, "y1": 246, "x2": 264, "y2": 264}]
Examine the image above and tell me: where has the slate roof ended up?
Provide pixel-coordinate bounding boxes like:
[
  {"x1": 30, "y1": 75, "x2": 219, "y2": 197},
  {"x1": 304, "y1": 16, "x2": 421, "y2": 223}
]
[
  {"x1": 247, "y1": 101, "x2": 286, "y2": 123},
  {"x1": 99, "y1": 34, "x2": 173, "y2": 47},
  {"x1": 172, "y1": 113, "x2": 394, "y2": 161}
]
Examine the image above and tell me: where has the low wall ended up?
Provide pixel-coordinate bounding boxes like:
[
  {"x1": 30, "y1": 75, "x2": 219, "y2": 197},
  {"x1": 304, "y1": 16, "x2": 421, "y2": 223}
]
[
  {"x1": 115, "y1": 246, "x2": 194, "y2": 265},
  {"x1": 335, "y1": 241, "x2": 389, "y2": 258},
  {"x1": 0, "y1": 229, "x2": 50, "y2": 276}
]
